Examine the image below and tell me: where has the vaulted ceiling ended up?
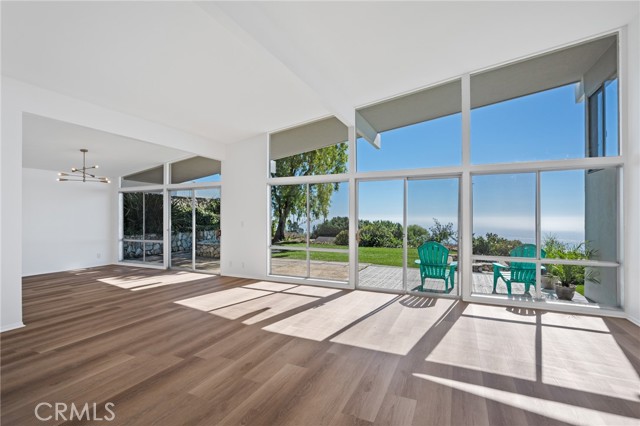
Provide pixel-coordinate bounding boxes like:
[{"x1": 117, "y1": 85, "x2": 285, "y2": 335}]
[{"x1": 3, "y1": 1, "x2": 638, "y2": 146}]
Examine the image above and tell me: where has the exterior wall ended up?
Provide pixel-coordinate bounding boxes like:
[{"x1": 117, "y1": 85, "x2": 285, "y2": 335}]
[
  {"x1": 584, "y1": 168, "x2": 618, "y2": 306},
  {"x1": 623, "y1": 16, "x2": 640, "y2": 324}
]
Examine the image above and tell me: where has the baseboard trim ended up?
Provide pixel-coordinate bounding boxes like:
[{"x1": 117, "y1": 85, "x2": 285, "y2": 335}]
[
  {"x1": 626, "y1": 315, "x2": 640, "y2": 327},
  {"x1": 1, "y1": 322, "x2": 25, "y2": 333}
]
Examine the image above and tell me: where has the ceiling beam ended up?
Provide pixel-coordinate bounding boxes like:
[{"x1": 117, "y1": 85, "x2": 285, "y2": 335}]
[
  {"x1": 355, "y1": 111, "x2": 381, "y2": 149},
  {"x1": 197, "y1": 2, "x2": 355, "y2": 128}
]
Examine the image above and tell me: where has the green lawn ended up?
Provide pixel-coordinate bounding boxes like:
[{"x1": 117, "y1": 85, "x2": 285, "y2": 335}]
[
  {"x1": 575, "y1": 284, "x2": 584, "y2": 296},
  {"x1": 271, "y1": 243, "x2": 457, "y2": 268}
]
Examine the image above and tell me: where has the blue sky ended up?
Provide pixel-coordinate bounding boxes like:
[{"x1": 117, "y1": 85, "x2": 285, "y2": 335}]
[{"x1": 323, "y1": 81, "x2": 619, "y2": 244}]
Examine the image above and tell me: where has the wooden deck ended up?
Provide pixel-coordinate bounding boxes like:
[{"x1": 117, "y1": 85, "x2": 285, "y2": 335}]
[{"x1": 2, "y1": 265, "x2": 639, "y2": 425}]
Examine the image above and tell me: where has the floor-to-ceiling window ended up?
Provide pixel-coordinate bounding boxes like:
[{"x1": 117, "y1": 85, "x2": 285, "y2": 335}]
[
  {"x1": 269, "y1": 117, "x2": 350, "y2": 284},
  {"x1": 266, "y1": 32, "x2": 623, "y2": 314},
  {"x1": 469, "y1": 34, "x2": 621, "y2": 308},
  {"x1": 119, "y1": 156, "x2": 222, "y2": 274}
]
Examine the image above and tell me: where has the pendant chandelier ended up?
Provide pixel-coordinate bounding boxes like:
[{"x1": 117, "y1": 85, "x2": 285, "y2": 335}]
[{"x1": 57, "y1": 149, "x2": 110, "y2": 183}]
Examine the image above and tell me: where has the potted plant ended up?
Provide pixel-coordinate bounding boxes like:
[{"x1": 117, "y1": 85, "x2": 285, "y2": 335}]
[{"x1": 545, "y1": 242, "x2": 598, "y2": 301}]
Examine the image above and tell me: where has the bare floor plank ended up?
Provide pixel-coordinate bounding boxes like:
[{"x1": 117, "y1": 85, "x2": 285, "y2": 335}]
[{"x1": 2, "y1": 266, "x2": 639, "y2": 426}]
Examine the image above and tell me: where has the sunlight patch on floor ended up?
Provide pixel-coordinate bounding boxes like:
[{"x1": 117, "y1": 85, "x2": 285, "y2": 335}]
[
  {"x1": 175, "y1": 288, "x2": 271, "y2": 312},
  {"x1": 330, "y1": 297, "x2": 456, "y2": 355},
  {"x1": 414, "y1": 373, "x2": 639, "y2": 425},
  {"x1": 99, "y1": 272, "x2": 209, "y2": 290},
  {"x1": 542, "y1": 326, "x2": 640, "y2": 402},
  {"x1": 262, "y1": 291, "x2": 397, "y2": 341},
  {"x1": 283, "y1": 286, "x2": 343, "y2": 297},
  {"x1": 426, "y1": 315, "x2": 537, "y2": 380},
  {"x1": 210, "y1": 292, "x2": 319, "y2": 325},
  {"x1": 243, "y1": 281, "x2": 299, "y2": 292}
]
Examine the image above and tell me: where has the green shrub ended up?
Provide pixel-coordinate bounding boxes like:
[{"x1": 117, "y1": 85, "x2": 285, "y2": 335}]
[
  {"x1": 335, "y1": 230, "x2": 349, "y2": 246},
  {"x1": 359, "y1": 224, "x2": 401, "y2": 248}
]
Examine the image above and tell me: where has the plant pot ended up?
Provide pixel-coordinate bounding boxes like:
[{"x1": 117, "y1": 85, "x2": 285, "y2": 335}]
[
  {"x1": 555, "y1": 284, "x2": 576, "y2": 301},
  {"x1": 541, "y1": 275, "x2": 557, "y2": 290}
]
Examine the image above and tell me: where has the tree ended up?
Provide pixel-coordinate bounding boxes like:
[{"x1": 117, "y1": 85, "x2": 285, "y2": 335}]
[
  {"x1": 407, "y1": 224, "x2": 429, "y2": 248},
  {"x1": 428, "y1": 219, "x2": 457, "y2": 244},
  {"x1": 271, "y1": 144, "x2": 348, "y2": 243}
]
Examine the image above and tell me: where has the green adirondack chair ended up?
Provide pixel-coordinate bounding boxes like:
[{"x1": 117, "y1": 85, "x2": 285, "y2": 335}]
[
  {"x1": 493, "y1": 244, "x2": 546, "y2": 295},
  {"x1": 414, "y1": 241, "x2": 455, "y2": 292}
]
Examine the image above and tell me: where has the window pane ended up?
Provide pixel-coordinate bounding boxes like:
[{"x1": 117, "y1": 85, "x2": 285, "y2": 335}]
[
  {"x1": 543, "y1": 265, "x2": 618, "y2": 308},
  {"x1": 358, "y1": 180, "x2": 404, "y2": 291},
  {"x1": 472, "y1": 174, "x2": 536, "y2": 256},
  {"x1": 357, "y1": 80, "x2": 461, "y2": 172},
  {"x1": 472, "y1": 258, "x2": 537, "y2": 299},
  {"x1": 195, "y1": 188, "x2": 221, "y2": 273},
  {"x1": 471, "y1": 35, "x2": 617, "y2": 164},
  {"x1": 144, "y1": 192, "x2": 163, "y2": 239},
  {"x1": 270, "y1": 117, "x2": 348, "y2": 177},
  {"x1": 471, "y1": 84, "x2": 585, "y2": 164},
  {"x1": 170, "y1": 190, "x2": 193, "y2": 270},
  {"x1": 406, "y1": 178, "x2": 459, "y2": 294},
  {"x1": 122, "y1": 241, "x2": 144, "y2": 263},
  {"x1": 171, "y1": 156, "x2": 221, "y2": 184},
  {"x1": 309, "y1": 252, "x2": 348, "y2": 282},
  {"x1": 144, "y1": 242, "x2": 163, "y2": 264},
  {"x1": 271, "y1": 184, "x2": 307, "y2": 247},
  {"x1": 605, "y1": 78, "x2": 619, "y2": 156},
  {"x1": 123, "y1": 192, "x2": 143, "y2": 239},
  {"x1": 541, "y1": 169, "x2": 617, "y2": 262},
  {"x1": 270, "y1": 249, "x2": 307, "y2": 278},
  {"x1": 309, "y1": 182, "x2": 349, "y2": 249}
]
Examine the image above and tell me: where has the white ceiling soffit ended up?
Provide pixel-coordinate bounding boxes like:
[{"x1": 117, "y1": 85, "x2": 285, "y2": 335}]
[
  {"x1": 471, "y1": 35, "x2": 617, "y2": 109},
  {"x1": 1, "y1": 1, "x2": 328, "y2": 143},
  {"x1": 270, "y1": 117, "x2": 348, "y2": 160},
  {"x1": 22, "y1": 113, "x2": 192, "y2": 178},
  {"x1": 170, "y1": 156, "x2": 221, "y2": 183},
  {"x1": 358, "y1": 80, "x2": 462, "y2": 135}
]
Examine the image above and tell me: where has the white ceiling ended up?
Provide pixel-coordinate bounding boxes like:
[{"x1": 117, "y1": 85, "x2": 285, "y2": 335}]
[
  {"x1": 3, "y1": 1, "x2": 639, "y2": 148},
  {"x1": 22, "y1": 113, "x2": 193, "y2": 178}
]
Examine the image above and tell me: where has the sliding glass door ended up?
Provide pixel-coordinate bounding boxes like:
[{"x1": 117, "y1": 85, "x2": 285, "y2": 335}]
[
  {"x1": 357, "y1": 177, "x2": 459, "y2": 295},
  {"x1": 170, "y1": 187, "x2": 221, "y2": 274}
]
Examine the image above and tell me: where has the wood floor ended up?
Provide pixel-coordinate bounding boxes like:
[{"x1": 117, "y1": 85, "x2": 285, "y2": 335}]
[{"x1": 2, "y1": 265, "x2": 639, "y2": 426}]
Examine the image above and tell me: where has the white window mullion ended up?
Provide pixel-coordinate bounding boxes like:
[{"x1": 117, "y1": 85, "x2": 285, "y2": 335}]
[{"x1": 461, "y1": 73, "x2": 472, "y2": 301}]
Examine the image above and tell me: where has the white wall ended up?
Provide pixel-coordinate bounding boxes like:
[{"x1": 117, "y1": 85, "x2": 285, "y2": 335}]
[
  {"x1": 22, "y1": 168, "x2": 114, "y2": 276},
  {"x1": 220, "y1": 134, "x2": 268, "y2": 279},
  {"x1": 0, "y1": 77, "x2": 226, "y2": 331},
  {"x1": 623, "y1": 16, "x2": 640, "y2": 325}
]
